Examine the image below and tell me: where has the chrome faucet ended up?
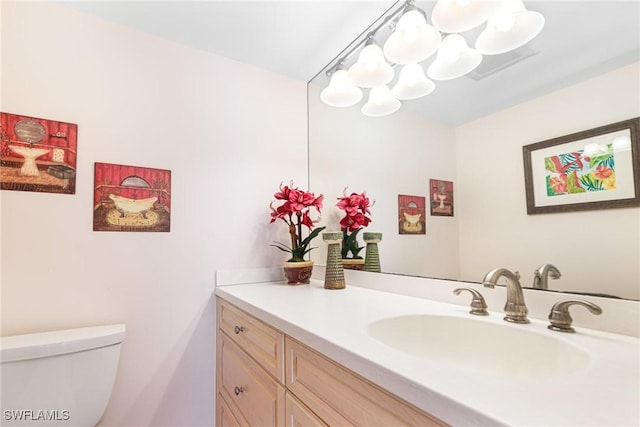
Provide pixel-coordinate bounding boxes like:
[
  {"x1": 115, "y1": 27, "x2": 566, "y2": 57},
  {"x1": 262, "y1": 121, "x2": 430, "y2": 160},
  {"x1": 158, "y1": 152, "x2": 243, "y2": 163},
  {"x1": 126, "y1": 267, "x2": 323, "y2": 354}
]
[
  {"x1": 482, "y1": 268, "x2": 529, "y2": 324},
  {"x1": 533, "y1": 263, "x2": 561, "y2": 290}
]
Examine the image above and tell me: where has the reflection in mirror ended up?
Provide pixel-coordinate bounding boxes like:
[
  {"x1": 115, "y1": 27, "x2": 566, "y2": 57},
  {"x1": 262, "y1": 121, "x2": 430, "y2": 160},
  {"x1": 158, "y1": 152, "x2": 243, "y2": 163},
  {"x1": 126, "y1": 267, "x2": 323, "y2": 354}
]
[
  {"x1": 308, "y1": 1, "x2": 640, "y2": 300},
  {"x1": 523, "y1": 118, "x2": 640, "y2": 214}
]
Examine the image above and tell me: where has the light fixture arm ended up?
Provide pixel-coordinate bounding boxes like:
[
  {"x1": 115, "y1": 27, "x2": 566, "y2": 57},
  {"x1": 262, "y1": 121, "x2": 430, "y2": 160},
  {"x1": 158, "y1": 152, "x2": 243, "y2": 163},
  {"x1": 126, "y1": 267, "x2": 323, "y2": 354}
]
[
  {"x1": 317, "y1": 0, "x2": 413, "y2": 80},
  {"x1": 325, "y1": 59, "x2": 346, "y2": 77},
  {"x1": 388, "y1": 1, "x2": 428, "y2": 31}
]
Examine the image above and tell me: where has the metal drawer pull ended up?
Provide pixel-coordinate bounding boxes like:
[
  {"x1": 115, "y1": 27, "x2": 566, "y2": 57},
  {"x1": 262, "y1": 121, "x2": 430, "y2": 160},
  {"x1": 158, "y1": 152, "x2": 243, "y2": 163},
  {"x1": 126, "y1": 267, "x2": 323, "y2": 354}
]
[
  {"x1": 234, "y1": 386, "x2": 244, "y2": 396},
  {"x1": 234, "y1": 325, "x2": 245, "y2": 334}
]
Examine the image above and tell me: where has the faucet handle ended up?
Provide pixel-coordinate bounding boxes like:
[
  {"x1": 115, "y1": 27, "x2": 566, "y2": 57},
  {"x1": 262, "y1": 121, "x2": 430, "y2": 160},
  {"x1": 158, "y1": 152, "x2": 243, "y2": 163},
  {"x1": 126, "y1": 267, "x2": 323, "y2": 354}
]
[
  {"x1": 454, "y1": 288, "x2": 489, "y2": 316},
  {"x1": 548, "y1": 299, "x2": 603, "y2": 333}
]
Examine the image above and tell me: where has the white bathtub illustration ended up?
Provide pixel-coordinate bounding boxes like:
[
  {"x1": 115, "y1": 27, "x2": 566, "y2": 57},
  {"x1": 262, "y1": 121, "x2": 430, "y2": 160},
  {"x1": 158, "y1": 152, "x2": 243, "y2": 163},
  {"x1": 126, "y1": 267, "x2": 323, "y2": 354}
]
[
  {"x1": 109, "y1": 194, "x2": 157, "y2": 218},
  {"x1": 403, "y1": 212, "x2": 422, "y2": 224}
]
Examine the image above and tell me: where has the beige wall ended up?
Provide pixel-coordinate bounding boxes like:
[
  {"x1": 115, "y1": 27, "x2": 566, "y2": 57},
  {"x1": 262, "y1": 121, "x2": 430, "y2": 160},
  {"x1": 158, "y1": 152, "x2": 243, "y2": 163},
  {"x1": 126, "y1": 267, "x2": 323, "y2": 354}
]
[
  {"x1": 456, "y1": 62, "x2": 640, "y2": 299},
  {"x1": 308, "y1": 83, "x2": 460, "y2": 280},
  {"x1": 1, "y1": 2, "x2": 307, "y2": 425}
]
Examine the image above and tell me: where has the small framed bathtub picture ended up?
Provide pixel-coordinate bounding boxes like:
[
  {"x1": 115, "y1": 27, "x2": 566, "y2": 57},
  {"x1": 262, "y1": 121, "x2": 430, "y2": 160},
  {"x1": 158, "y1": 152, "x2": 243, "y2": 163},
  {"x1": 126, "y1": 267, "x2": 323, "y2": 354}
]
[
  {"x1": 93, "y1": 162, "x2": 171, "y2": 232},
  {"x1": 430, "y1": 179, "x2": 454, "y2": 216},
  {"x1": 398, "y1": 194, "x2": 426, "y2": 235},
  {"x1": 1, "y1": 112, "x2": 78, "y2": 194}
]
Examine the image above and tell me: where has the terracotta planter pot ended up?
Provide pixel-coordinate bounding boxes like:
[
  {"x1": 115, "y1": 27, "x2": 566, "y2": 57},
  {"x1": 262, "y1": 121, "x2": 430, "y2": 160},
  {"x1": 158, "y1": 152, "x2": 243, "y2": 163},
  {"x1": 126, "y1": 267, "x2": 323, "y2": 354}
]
[
  {"x1": 342, "y1": 258, "x2": 365, "y2": 270},
  {"x1": 282, "y1": 260, "x2": 314, "y2": 285}
]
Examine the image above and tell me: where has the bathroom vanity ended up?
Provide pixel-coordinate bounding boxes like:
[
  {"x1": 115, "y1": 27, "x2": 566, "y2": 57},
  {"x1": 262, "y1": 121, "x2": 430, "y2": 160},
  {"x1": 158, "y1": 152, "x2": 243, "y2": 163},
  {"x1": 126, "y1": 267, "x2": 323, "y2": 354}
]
[
  {"x1": 215, "y1": 279, "x2": 639, "y2": 426},
  {"x1": 216, "y1": 299, "x2": 444, "y2": 426}
]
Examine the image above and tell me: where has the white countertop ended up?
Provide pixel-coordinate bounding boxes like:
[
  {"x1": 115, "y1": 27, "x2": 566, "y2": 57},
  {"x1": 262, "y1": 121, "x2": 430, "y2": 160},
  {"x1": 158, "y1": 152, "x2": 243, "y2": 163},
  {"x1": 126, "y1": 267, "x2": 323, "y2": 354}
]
[{"x1": 215, "y1": 279, "x2": 640, "y2": 427}]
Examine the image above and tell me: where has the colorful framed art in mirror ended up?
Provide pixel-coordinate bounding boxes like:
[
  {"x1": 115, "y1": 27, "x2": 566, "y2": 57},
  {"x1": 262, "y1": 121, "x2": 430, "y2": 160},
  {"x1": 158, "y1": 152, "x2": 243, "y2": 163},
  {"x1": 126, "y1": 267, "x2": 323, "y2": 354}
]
[{"x1": 523, "y1": 117, "x2": 640, "y2": 214}]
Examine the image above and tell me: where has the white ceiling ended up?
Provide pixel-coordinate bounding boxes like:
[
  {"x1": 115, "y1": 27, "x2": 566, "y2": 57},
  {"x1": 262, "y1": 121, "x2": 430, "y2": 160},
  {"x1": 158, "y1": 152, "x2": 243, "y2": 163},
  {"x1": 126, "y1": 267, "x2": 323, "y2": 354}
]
[{"x1": 58, "y1": 1, "x2": 640, "y2": 125}]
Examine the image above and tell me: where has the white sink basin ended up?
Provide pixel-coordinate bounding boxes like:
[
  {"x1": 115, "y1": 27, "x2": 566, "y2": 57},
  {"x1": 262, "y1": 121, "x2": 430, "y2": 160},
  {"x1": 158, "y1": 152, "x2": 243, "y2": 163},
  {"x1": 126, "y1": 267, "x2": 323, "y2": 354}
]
[{"x1": 368, "y1": 314, "x2": 592, "y2": 378}]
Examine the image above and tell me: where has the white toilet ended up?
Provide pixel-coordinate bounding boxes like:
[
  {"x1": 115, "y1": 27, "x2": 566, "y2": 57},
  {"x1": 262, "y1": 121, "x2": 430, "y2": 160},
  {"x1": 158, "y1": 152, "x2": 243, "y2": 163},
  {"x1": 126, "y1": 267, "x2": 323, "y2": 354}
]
[{"x1": 1, "y1": 324, "x2": 126, "y2": 427}]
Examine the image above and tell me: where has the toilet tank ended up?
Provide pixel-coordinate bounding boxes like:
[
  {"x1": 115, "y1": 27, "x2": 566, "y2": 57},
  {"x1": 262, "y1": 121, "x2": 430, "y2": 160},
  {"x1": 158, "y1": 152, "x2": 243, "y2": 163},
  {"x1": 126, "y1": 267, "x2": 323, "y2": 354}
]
[{"x1": 1, "y1": 324, "x2": 126, "y2": 427}]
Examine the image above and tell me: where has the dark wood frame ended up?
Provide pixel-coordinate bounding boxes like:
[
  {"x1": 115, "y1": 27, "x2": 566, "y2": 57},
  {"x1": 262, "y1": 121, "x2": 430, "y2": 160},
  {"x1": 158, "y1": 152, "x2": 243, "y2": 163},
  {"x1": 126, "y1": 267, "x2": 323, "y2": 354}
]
[{"x1": 523, "y1": 117, "x2": 640, "y2": 214}]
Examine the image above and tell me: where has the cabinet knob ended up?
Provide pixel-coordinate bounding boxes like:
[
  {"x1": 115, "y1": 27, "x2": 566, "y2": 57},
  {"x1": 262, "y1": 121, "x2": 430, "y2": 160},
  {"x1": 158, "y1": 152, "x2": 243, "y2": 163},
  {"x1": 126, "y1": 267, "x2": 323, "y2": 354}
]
[
  {"x1": 234, "y1": 325, "x2": 245, "y2": 334},
  {"x1": 234, "y1": 386, "x2": 244, "y2": 396}
]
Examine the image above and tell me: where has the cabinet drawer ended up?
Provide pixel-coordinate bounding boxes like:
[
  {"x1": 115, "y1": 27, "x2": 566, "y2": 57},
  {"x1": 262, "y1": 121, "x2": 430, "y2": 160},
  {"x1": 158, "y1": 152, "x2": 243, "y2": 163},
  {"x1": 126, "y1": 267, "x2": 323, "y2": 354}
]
[
  {"x1": 218, "y1": 299, "x2": 284, "y2": 382},
  {"x1": 285, "y1": 391, "x2": 328, "y2": 427},
  {"x1": 217, "y1": 392, "x2": 243, "y2": 427},
  {"x1": 286, "y1": 337, "x2": 448, "y2": 427},
  {"x1": 218, "y1": 332, "x2": 285, "y2": 427}
]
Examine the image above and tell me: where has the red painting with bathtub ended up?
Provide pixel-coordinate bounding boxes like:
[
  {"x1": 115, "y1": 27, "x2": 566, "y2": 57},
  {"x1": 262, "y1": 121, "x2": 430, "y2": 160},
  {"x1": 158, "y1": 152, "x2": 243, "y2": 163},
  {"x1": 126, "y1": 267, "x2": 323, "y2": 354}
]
[
  {"x1": 398, "y1": 194, "x2": 426, "y2": 235},
  {"x1": 93, "y1": 162, "x2": 171, "y2": 232},
  {"x1": 0, "y1": 112, "x2": 78, "y2": 194}
]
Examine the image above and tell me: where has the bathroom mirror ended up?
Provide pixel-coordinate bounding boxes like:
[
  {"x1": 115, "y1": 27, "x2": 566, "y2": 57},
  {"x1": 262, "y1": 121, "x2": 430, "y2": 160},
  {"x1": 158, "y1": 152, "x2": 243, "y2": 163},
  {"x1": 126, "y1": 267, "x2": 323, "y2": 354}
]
[{"x1": 308, "y1": 1, "x2": 640, "y2": 300}]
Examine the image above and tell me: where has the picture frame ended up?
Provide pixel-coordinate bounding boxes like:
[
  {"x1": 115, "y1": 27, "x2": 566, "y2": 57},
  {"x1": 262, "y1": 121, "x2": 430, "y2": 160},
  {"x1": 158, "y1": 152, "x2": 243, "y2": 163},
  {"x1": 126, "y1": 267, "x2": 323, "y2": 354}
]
[
  {"x1": 1, "y1": 112, "x2": 78, "y2": 194},
  {"x1": 398, "y1": 194, "x2": 426, "y2": 235},
  {"x1": 93, "y1": 162, "x2": 171, "y2": 232},
  {"x1": 429, "y1": 179, "x2": 454, "y2": 217},
  {"x1": 523, "y1": 117, "x2": 640, "y2": 214}
]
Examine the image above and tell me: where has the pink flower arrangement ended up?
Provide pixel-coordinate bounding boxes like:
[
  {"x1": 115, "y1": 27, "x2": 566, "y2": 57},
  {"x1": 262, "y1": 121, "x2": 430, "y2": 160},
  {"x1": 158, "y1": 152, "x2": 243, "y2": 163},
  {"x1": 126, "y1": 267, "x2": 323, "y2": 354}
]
[
  {"x1": 336, "y1": 188, "x2": 373, "y2": 259},
  {"x1": 270, "y1": 181, "x2": 325, "y2": 262}
]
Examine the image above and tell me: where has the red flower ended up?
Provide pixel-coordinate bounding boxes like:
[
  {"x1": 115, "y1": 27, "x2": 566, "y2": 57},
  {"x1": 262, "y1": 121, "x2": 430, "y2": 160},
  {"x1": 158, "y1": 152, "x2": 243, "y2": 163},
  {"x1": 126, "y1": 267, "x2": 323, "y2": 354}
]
[
  {"x1": 336, "y1": 189, "x2": 373, "y2": 232},
  {"x1": 594, "y1": 165, "x2": 613, "y2": 179},
  {"x1": 336, "y1": 188, "x2": 374, "y2": 259},
  {"x1": 274, "y1": 182, "x2": 323, "y2": 214},
  {"x1": 269, "y1": 201, "x2": 289, "y2": 223},
  {"x1": 549, "y1": 174, "x2": 568, "y2": 194},
  {"x1": 339, "y1": 212, "x2": 371, "y2": 232},
  {"x1": 300, "y1": 211, "x2": 315, "y2": 228},
  {"x1": 270, "y1": 181, "x2": 325, "y2": 262}
]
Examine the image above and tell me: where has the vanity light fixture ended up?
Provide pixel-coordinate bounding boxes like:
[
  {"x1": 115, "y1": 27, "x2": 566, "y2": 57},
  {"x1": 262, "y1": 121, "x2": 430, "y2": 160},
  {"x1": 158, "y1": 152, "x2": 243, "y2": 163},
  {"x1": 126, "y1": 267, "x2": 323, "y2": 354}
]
[
  {"x1": 320, "y1": 61, "x2": 364, "y2": 107},
  {"x1": 362, "y1": 85, "x2": 402, "y2": 117},
  {"x1": 320, "y1": 0, "x2": 544, "y2": 117},
  {"x1": 392, "y1": 63, "x2": 436, "y2": 99},
  {"x1": 427, "y1": 34, "x2": 482, "y2": 80},
  {"x1": 475, "y1": 0, "x2": 545, "y2": 55},
  {"x1": 382, "y1": 7, "x2": 441, "y2": 64},
  {"x1": 431, "y1": 0, "x2": 501, "y2": 33},
  {"x1": 348, "y1": 36, "x2": 395, "y2": 88}
]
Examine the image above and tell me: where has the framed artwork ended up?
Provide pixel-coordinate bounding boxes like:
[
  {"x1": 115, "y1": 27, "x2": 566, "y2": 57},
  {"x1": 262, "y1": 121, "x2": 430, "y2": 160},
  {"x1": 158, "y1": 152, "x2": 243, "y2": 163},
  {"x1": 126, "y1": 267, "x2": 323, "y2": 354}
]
[
  {"x1": 398, "y1": 194, "x2": 426, "y2": 235},
  {"x1": 93, "y1": 162, "x2": 171, "y2": 232},
  {"x1": 523, "y1": 117, "x2": 640, "y2": 214},
  {"x1": 1, "y1": 112, "x2": 78, "y2": 194},
  {"x1": 430, "y1": 179, "x2": 454, "y2": 216}
]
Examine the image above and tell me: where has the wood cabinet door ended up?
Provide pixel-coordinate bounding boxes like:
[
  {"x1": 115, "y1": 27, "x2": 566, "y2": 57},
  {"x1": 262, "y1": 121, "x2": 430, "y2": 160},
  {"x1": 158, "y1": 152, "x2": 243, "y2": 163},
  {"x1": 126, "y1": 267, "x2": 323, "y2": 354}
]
[
  {"x1": 285, "y1": 337, "x2": 448, "y2": 427},
  {"x1": 218, "y1": 332, "x2": 285, "y2": 427},
  {"x1": 284, "y1": 391, "x2": 328, "y2": 427},
  {"x1": 216, "y1": 392, "x2": 243, "y2": 427}
]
